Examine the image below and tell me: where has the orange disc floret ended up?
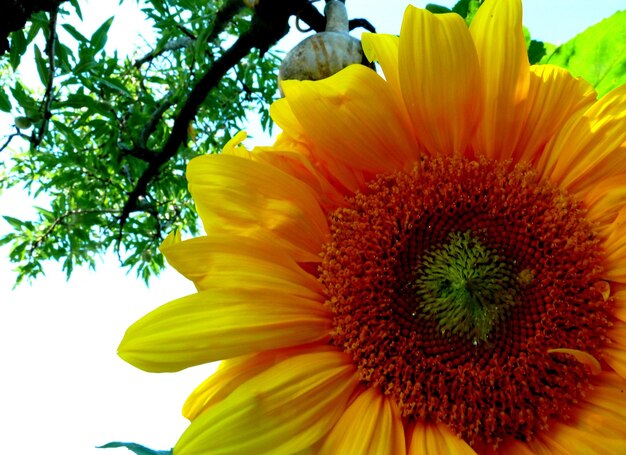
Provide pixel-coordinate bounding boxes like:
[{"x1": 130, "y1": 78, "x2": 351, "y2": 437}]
[{"x1": 319, "y1": 156, "x2": 612, "y2": 450}]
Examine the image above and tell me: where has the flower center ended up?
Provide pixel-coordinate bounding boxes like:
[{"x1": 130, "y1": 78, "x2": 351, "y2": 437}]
[
  {"x1": 413, "y1": 230, "x2": 517, "y2": 342},
  {"x1": 318, "y1": 156, "x2": 611, "y2": 450}
]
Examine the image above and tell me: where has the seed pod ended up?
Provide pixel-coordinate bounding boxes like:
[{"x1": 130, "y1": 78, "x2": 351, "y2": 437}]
[{"x1": 278, "y1": 1, "x2": 365, "y2": 92}]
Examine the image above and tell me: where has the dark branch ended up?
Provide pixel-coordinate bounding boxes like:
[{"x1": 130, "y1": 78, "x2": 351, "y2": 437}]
[
  {"x1": 0, "y1": 0, "x2": 68, "y2": 55},
  {"x1": 139, "y1": 91, "x2": 176, "y2": 149},
  {"x1": 117, "y1": 0, "x2": 329, "y2": 239},
  {"x1": 32, "y1": 7, "x2": 58, "y2": 148},
  {"x1": 349, "y1": 18, "x2": 376, "y2": 33},
  {"x1": 0, "y1": 130, "x2": 29, "y2": 153}
]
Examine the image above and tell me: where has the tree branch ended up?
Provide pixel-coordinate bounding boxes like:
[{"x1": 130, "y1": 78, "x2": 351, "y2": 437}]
[
  {"x1": 117, "y1": 0, "x2": 329, "y2": 240},
  {"x1": 31, "y1": 6, "x2": 58, "y2": 148}
]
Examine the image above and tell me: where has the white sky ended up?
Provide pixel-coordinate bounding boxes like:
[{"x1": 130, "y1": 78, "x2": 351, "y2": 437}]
[{"x1": 1, "y1": 1, "x2": 625, "y2": 454}]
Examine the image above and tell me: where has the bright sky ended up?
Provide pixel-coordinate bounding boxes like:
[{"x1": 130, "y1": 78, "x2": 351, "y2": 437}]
[{"x1": 1, "y1": 1, "x2": 624, "y2": 454}]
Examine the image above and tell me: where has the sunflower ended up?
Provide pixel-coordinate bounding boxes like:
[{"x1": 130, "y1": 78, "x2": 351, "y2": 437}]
[{"x1": 118, "y1": 0, "x2": 626, "y2": 453}]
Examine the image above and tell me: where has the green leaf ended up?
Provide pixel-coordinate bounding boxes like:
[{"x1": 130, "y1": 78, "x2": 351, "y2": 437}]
[
  {"x1": 98, "y1": 442, "x2": 172, "y2": 454},
  {"x1": 542, "y1": 10, "x2": 626, "y2": 97},
  {"x1": 9, "y1": 29, "x2": 27, "y2": 70},
  {"x1": 0, "y1": 89, "x2": 11, "y2": 112},
  {"x1": 91, "y1": 17, "x2": 115, "y2": 52},
  {"x1": 34, "y1": 45, "x2": 50, "y2": 85},
  {"x1": 528, "y1": 40, "x2": 546, "y2": 65},
  {"x1": 62, "y1": 24, "x2": 88, "y2": 43},
  {"x1": 453, "y1": 0, "x2": 482, "y2": 23},
  {"x1": 3, "y1": 216, "x2": 25, "y2": 229},
  {"x1": 425, "y1": 4, "x2": 452, "y2": 14}
]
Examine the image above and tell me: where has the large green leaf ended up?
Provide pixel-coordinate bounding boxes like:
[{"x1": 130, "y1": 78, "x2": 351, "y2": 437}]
[{"x1": 542, "y1": 10, "x2": 626, "y2": 97}]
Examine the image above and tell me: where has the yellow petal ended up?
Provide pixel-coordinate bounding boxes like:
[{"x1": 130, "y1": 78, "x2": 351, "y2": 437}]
[
  {"x1": 531, "y1": 420, "x2": 626, "y2": 454},
  {"x1": 159, "y1": 233, "x2": 322, "y2": 296},
  {"x1": 408, "y1": 421, "x2": 476, "y2": 455},
  {"x1": 600, "y1": 207, "x2": 626, "y2": 283},
  {"x1": 583, "y1": 173, "x2": 626, "y2": 227},
  {"x1": 361, "y1": 33, "x2": 401, "y2": 99},
  {"x1": 547, "y1": 348, "x2": 602, "y2": 375},
  {"x1": 187, "y1": 154, "x2": 328, "y2": 263},
  {"x1": 118, "y1": 289, "x2": 331, "y2": 372},
  {"x1": 175, "y1": 349, "x2": 359, "y2": 455},
  {"x1": 612, "y1": 287, "x2": 626, "y2": 322},
  {"x1": 281, "y1": 64, "x2": 419, "y2": 175},
  {"x1": 513, "y1": 65, "x2": 595, "y2": 165},
  {"x1": 571, "y1": 373, "x2": 626, "y2": 439},
  {"x1": 537, "y1": 84, "x2": 626, "y2": 195},
  {"x1": 399, "y1": 6, "x2": 481, "y2": 156},
  {"x1": 470, "y1": 0, "x2": 529, "y2": 160},
  {"x1": 603, "y1": 348, "x2": 626, "y2": 381},
  {"x1": 319, "y1": 388, "x2": 405, "y2": 455},
  {"x1": 183, "y1": 346, "x2": 314, "y2": 421},
  {"x1": 270, "y1": 99, "x2": 368, "y2": 193}
]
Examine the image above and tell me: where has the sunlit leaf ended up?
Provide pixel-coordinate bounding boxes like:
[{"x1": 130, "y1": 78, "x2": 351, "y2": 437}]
[
  {"x1": 91, "y1": 17, "x2": 115, "y2": 52},
  {"x1": 542, "y1": 10, "x2": 626, "y2": 97}
]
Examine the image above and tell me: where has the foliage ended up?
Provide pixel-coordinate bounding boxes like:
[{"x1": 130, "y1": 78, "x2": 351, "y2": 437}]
[
  {"x1": 0, "y1": 0, "x2": 320, "y2": 284},
  {"x1": 540, "y1": 10, "x2": 626, "y2": 97}
]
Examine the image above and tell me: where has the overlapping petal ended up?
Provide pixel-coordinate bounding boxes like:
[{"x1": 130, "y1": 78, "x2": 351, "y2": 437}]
[
  {"x1": 280, "y1": 65, "x2": 419, "y2": 175},
  {"x1": 319, "y1": 387, "x2": 405, "y2": 455},
  {"x1": 187, "y1": 154, "x2": 328, "y2": 263},
  {"x1": 399, "y1": 6, "x2": 481, "y2": 156},
  {"x1": 470, "y1": 0, "x2": 529, "y2": 160},
  {"x1": 537, "y1": 85, "x2": 626, "y2": 196},
  {"x1": 407, "y1": 422, "x2": 476, "y2": 454},
  {"x1": 159, "y1": 231, "x2": 322, "y2": 295},
  {"x1": 512, "y1": 65, "x2": 596, "y2": 164},
  {"x1": 174, "y1": 349, "x2": 358, "y2": 455}
]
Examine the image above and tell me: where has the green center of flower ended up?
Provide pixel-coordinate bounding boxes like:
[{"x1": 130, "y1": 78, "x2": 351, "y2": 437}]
[{"x1": 413, "y1": 230, "x2": 517, "y2": 342}]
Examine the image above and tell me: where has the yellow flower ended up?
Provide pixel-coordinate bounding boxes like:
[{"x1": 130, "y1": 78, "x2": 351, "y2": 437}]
[{"x1": 119, "y1": 0, "x2": 626, "y2": 453}]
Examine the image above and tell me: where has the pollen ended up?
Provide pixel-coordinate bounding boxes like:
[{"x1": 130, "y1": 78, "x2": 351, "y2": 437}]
[{"x1": 318, "y1": 156, "x2": 612, "y2": 450}]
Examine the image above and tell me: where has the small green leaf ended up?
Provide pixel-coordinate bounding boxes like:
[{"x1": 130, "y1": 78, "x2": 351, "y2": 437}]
[
  {"x1": 62, "y1": 24, "x2": 88, "y2": 43},
  {"x1": 34, "y1": 45, "x2": 50, "y2": 85},
  {"x1": 91, "y1": 17, "x2": 115, "y2": 52},
  {"x1": 9, "y1": 29, "x2": 27, "y2": 70},
  {"x1": 425, "y1": 4, "x2": 452, "y2": 14},
  {"x1": 0, "y1": 89, "x2": 11, "y2": 112},
  {"x1": 542, "y1": 11, "x2": 626, "y2": 97},
  {"x1": 3, "y1": 216, "x2": 25, "y2": 229},
  {"x1": 98, "y1": 442, "x2": 172, "y2": 455},
  {"x1": 527, "y1": 40, "x2": 546, "y2": 65}
]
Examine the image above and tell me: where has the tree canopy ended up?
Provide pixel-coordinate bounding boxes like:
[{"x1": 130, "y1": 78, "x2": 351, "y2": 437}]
[{"x1": 1, "y1": 0, "x2": 625, "y2": 285}]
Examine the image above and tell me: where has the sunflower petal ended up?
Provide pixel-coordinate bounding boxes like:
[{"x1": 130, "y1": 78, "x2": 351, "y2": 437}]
[
  {"x1": 118, "y1": 289, "x2": 331, "y2": 372},
  {"x1": 159, "y1": 233, "x2": 322, "y2": 295},
  {"x1": 537, "y1": 84, "x2": 626, "y2": 195},
  {"x1": 187, "y1": 154, "x2": 328, "y2": 262},
  {"x1": 281, "y1": 65, "x2": 419, "y2": 175},
  {"x1": 183, "y1": 346, "x2": 315, "y2": 421},
  {"x1": 361, "y1": 33, "x2": 401, "y2": 99},
  {"x1": 583, "y1": 174, "x2": 626, "y2": 227},
  {"x1": 175, "y1": 349, "x2": 358, "y2": 455},
  {"x1": 600, "y1": 207, "x2": 626, "y2": 283},
  {"x1": 408, "y1": 421, "x2": 476, "y2": 454},
  {"x1": 470, "y1": 0, "x2": 529, "y2": 160},
  {"x1": 513, "y1": 65, "x2": 595, "y2": 164},
  {"x1": 399, "y1": 6, "x2": 481, "y2": 156},
  {"x1": 319, "y1": 387, "x2": 406, "y2": 455},
  {"x1": 571, "y1": 373, "x2": 626, "y2": 439}
]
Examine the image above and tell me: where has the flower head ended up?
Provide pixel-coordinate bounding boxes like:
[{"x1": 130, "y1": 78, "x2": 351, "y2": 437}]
[{"x1": 119, "y1": 0, "x2": 626, "y2": 453}]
